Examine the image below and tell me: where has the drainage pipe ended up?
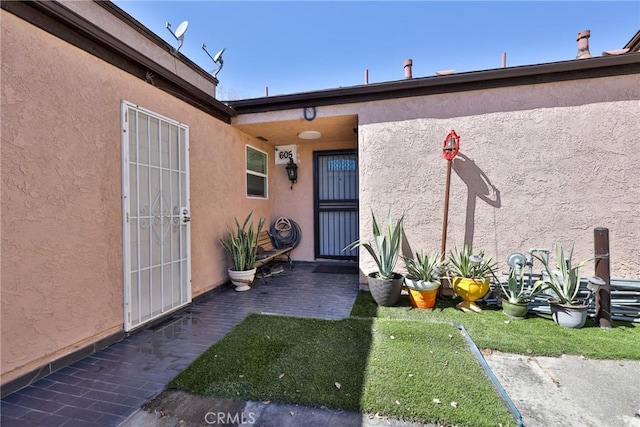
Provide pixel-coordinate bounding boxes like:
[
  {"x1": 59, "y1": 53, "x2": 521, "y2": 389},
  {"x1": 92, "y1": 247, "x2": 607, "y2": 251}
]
[{"x1": 452, "y1": 323, "x2": 525, "y2": 427}]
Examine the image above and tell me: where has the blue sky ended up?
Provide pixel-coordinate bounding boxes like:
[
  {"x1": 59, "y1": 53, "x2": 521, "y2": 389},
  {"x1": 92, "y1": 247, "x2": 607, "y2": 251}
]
[{"x1": 112, "y1": 1, "x2": 639, "y2": 100}]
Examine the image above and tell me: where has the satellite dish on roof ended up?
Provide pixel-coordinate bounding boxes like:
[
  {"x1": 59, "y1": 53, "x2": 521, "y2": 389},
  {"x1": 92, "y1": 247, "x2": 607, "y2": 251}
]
[
  {"x1": 213, "y1": 47, "x2": 226, "y2": 63},
  {"x1": 174, "y1": 21, "x2": 189, "y2": 40},
  {"x1": 202, "y1": 44, "x2": 226, "y2": 78},
  {"x1": 166, "y1": 20, "x2": 189, "y2": 53}
]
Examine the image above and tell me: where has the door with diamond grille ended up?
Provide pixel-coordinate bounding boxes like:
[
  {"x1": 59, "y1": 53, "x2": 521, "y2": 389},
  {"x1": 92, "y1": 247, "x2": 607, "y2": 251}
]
[{"x1": 121, "y1": 102, "x2": 191, "y2": 332}]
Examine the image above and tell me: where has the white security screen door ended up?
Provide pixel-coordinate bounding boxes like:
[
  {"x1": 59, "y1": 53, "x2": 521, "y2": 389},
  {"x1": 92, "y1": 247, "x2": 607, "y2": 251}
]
[{"x1": 121, "y1": 102, "x2": 191, "y2": 332}]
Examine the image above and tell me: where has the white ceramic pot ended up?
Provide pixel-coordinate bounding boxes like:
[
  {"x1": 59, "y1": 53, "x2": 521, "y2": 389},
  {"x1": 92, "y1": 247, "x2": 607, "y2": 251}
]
[
  {"x1": 228, "y1": 267, "x2": 257, "y2": 292},
  {"x1": 549, "y1": 299, "x2": 588, "y2": 328}
]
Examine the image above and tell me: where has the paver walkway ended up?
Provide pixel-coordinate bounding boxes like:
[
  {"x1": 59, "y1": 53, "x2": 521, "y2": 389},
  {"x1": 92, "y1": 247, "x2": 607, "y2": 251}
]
[{"x1": 1, "y1": 263, "x2": 359, "y2": 426}]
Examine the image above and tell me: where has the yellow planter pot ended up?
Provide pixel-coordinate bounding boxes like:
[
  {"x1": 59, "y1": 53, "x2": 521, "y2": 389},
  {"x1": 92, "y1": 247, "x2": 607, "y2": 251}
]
[{"x1": 451, "y1": 277, "x2": 490, "y2": 312}]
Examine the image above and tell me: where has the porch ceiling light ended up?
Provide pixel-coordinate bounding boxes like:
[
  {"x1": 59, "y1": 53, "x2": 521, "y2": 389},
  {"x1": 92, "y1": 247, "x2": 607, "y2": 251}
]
[{"x1": 297, "y1": 131, "x2": 321, "y2": 140}]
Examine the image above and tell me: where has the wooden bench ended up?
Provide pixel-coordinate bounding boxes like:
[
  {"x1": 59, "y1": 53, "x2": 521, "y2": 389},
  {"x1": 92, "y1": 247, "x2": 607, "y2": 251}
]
[{"x1": 254, "y1": 230, "x2": 294, "y2": 282}]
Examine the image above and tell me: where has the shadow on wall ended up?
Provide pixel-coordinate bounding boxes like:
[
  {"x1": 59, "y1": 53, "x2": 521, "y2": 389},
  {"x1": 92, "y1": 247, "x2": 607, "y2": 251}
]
[{"x1": 452, "y1": 153, "x2": 501, "y2": 248}]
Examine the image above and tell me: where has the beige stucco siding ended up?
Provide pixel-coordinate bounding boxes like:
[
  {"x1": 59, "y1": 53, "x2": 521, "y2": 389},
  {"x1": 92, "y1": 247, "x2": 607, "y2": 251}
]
[
  {"x1": 356, "y1": 83, "x2": 640, "y2": 279},
  {"x1": 0, "y1": 12, "x2": 268, "y2": 383},
  {"x1": 235, "y1": 74, "x2": 639, "y2": 278},
  {"x1": 270, "y1": 140, "x2": 357, "y2": 261}
]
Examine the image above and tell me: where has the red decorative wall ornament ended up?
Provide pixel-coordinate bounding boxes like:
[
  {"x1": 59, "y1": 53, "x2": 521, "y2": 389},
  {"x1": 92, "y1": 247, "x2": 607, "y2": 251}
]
[{"x1": 442, "y1": 130, "x2": 460, "y2": 161}]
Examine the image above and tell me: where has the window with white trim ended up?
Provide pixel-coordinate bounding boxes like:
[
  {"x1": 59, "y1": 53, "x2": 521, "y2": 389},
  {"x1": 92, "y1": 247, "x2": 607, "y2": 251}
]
[{"x1": 246, "y1": 145, "x2": 267, "y2": 198}]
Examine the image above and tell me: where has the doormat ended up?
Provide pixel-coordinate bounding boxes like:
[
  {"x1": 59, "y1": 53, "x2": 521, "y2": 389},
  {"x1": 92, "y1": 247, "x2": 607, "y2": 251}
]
[{"x1": 312, "y1": 265, "x2": 359, "y2": 274}]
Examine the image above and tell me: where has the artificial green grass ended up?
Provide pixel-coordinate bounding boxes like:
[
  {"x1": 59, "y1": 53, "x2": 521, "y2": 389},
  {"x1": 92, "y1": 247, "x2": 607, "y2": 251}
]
[
  {"x1": 351, "y1": 291, "x2": 640, "y2": 360},
  {"x1": 169, "y1": 313, "x2": 516, "y2": 427}
]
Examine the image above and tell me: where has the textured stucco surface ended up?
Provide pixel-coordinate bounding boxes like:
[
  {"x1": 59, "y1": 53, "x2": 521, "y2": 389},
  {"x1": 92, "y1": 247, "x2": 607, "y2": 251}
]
[
  {"x1": 0, "y1": 12, "x2": 269, "y2": 382},
  {"x1": 233, "y1": 74, "x2": 640, "y2": 279},
  {"x1": 355, "y1": 88, "x2": 640, "y2": 280},
  {"x1": 2, "y1": 5, "x2": 639, "y2": 388},
  {"x1": 62, "y1": 1, "x2": 218, "y2": 97},
  {"x1": 270, "y1": 140, "x2": 357, "y2": 261}
]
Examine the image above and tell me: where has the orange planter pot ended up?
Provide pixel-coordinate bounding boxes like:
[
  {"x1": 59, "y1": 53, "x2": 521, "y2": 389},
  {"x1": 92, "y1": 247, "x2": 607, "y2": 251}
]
[
  {"x1": 451, "y1": 277, "x2": 490, "y2": 312},
  {"x1": 408, "y1": 288, "x2": 438, "y2": 309},
  {"x1": 404, "y1": 277, "x2": 440, "y2": 309}
]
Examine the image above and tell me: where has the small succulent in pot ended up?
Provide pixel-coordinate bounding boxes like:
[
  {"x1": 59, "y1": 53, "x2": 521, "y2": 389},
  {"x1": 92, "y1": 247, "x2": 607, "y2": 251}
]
[
  {"x1": 447, "y1": 245, "x2": 498, "y2": 280},
  {"x1": 343, "y1": 210, "x2": 403, "y2": 281},
  {"x1": 343, "y1": 210, "x2": 404, "y2": 306},
  {"x1": 220, "y1": 211, "x2": 265, "y2": 272},
  {"x1": 531, "y1": 243, "x2": 601, "y2": 328},
  {"x1": 532, "y1": 243, "x2": 590, "y2": 306},
  {"x1": 499, "y1": 266, "x2": 545, "y2": 304},
  {"x1": 446, "y1": 245, "x2": 498, "y2": 312},
  {"x1": 403, "y1": 251, "x2": 445, "y2": 289}
]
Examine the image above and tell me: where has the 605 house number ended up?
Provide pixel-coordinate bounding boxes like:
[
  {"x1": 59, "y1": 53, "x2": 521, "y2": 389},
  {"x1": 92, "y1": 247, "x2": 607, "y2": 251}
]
[
  {"x1": 278, "y1": 150, "x2": 293, "y2": 160},
  {"x1": 274, "y1": 145, "x2": 297, "y2": 164}
]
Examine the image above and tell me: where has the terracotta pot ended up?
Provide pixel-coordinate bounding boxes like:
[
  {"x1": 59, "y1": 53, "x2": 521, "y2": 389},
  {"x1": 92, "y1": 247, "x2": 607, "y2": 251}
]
[
  {"x1": 451, "y1": 277, "x2": 490, "y2": 312},
  {"x1": 502, "y1": 299, "x2": 529, "y2": 319},
  {"x1": 549, "y1": 299, "x2": 588, "y2": 328},
  {"x1": 367, "y1": 272, "x2": 403, "y2": 306},
  {"x1": 228, "y1": 267, "x2": 257, "y2": 292}
]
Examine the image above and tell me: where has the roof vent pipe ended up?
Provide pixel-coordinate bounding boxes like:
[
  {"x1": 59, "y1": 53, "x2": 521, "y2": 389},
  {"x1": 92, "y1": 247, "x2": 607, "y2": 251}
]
[
  {"x1": 404, "y1": 59, "x2": 413, "y2": 79},
  {"x1": 576, "y1": 30, "x2": 592, "y2": 59}
]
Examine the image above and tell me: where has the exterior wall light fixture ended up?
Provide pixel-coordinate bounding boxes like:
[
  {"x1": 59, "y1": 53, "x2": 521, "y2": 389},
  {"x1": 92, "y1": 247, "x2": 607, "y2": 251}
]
[{"x1": 285, "y1": 158, "x2": 298, "y2": 190}]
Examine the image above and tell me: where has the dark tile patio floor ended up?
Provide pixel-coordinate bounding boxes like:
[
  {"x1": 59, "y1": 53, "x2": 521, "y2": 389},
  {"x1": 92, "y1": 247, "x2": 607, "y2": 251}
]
[{"x1": 1, "y1": 263, "x2": 359, "y2": 427}]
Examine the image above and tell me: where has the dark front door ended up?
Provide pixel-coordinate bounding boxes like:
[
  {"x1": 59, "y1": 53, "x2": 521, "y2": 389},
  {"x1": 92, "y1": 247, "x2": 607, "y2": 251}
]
[{"x1": 314, "y1": 150, "x2": 359, "y2": 260}]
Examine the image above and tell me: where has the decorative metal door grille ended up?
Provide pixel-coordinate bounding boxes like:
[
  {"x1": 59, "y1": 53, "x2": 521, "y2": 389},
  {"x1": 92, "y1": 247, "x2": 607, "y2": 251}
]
[
  {"x1": 314, "y1": 151, "x2": 359, "y2": 259},
  {"x1": 121, "y1": 102, "x2": 191, "y2": 332}
]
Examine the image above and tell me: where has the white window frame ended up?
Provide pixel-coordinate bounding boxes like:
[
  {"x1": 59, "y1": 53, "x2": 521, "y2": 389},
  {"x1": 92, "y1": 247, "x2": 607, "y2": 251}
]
[{"x1": 246, "y1": 144, "x2": 268, "y2": 199}]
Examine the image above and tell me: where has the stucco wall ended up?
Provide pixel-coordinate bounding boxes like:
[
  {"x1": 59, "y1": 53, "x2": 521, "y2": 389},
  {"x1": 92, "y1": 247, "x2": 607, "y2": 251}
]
[
  {"x1": 355, "y1": 79, "x2": 640, "y2": 279},
  {"x1": 0, "y1": 12, "x2": 269, "y2": 383},
  {"x1": 234, "y1": 73, "x2": 639, "y2": 279},
  {"x1": 270, "y1": 140, "x2": 357, "y2": 261}
]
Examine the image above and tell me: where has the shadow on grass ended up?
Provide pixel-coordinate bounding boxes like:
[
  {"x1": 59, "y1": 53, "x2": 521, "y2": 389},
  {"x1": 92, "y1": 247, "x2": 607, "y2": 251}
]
[
  {"x1": 169, "y1": 314, "x2": 374, "y2": 413},
  {"x1": 165, "y1": 290, "x2": 639, "y2": 426},
  {"x1": 168, "y1": 309, "x2": 517, "y2": 426}
]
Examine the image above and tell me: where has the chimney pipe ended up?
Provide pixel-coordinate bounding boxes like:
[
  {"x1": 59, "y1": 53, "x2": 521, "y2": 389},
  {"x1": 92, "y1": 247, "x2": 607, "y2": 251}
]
[
  {"x1": 501, "y1": 52, "x2": 507, "y2": 68},
  {"x1": 365, "y1": 69, "x2": 369, "y2": 85},
  {"x1": 576, "y1": 30, "x2": 592, "y2": 59},
  {"x1": 404, "y1": 59, "x2": 413, "y2": 79}
]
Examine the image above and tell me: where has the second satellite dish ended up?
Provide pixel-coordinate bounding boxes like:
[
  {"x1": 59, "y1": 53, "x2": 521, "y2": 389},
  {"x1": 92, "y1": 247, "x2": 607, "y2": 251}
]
[
  {"x1": 213, "y1": 48, "x2": 226, "y2": 63},
  {"x1": 202, "y1": 44, "x2": 226, "y2": 78}
]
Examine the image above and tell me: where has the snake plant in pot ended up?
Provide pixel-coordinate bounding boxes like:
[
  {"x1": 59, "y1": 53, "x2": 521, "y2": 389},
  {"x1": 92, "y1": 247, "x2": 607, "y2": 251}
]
[
  {"x1": 220, "y1": 212, "x2": 265, "y2": 292},
  {"x1": 447, "y1": 245, "x2": 498, "y2": 312},
  {"x1": 532, "y1": 244, "x2": 595, "y2": 328},
  {"x1": 344, "y1": 210, "x2": 403, "y2": 306},
  {"x1": 403, "y1": 251, "x2": 444, "y2": 309}
]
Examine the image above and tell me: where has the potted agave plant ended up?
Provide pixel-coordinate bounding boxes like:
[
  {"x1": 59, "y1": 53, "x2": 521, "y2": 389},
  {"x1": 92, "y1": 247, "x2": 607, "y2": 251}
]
[
  {"x1": 220, "y1": 212, "x2": 265, "y2": 292},
  {"x1": 533, "y1": 243, "x2": 598, "y2": 328},
  {"x1": 344, "y1": 210, "x2": 403, "y2": 307},
  {"x1": 403, "y1": 251, "x2": 444, "y2": 309},
  {"x1": 498, "y1": 266, "x2": 545, "y2": 319},
  {"x1": 447, "y1": 245, "x2": 498, "y2": 313}
]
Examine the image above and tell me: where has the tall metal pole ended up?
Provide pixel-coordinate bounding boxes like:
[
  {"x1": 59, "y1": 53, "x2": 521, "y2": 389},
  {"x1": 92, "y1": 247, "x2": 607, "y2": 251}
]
[
  {"x1": 594, "y1": 227, "x2": 612, "y2": 328},
  {"x1": 441, "y1": 159, "x2": 453, "y2": 261}
]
